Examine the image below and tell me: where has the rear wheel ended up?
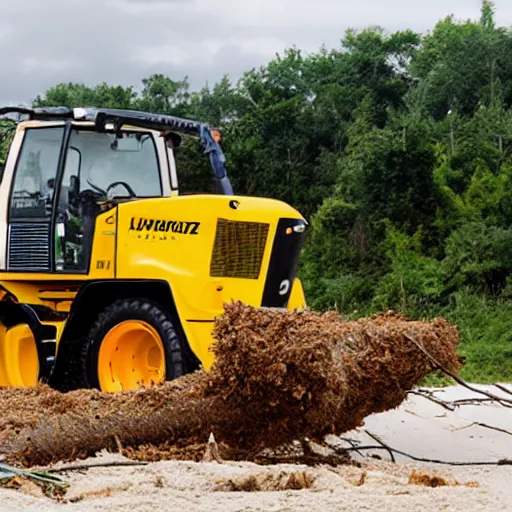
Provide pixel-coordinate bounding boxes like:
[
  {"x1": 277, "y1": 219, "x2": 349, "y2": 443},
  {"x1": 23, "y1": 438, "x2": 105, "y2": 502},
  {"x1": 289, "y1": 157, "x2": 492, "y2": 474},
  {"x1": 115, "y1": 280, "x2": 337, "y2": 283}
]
[
  {"x1": 83, "y1": 299, "x2": 184, "y2": 392},
  {"x1": 0, "y1": 323, "x2": 39, "y2": 387}
]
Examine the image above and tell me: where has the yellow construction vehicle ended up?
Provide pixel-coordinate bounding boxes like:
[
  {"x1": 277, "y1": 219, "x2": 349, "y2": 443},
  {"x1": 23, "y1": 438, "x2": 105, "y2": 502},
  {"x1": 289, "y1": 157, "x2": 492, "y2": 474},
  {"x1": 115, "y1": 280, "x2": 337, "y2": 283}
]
[{"x1": 0, "y1": 106, "x2": 307, "y2": 392}]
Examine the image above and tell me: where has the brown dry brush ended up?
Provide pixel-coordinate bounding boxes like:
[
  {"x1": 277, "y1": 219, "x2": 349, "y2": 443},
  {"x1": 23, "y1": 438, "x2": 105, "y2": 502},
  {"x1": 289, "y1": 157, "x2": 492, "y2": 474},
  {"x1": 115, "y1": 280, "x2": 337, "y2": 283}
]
[{"x1": 0, "y1": 302, "x2": 461, "y2": 467}]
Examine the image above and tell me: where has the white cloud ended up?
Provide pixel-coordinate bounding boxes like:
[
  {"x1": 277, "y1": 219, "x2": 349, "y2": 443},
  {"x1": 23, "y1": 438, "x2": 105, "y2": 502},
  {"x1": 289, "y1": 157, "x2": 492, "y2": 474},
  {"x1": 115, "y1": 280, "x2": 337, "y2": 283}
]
[{"x1": 0, "y1": 0, "x2": 511, "y2": 105}]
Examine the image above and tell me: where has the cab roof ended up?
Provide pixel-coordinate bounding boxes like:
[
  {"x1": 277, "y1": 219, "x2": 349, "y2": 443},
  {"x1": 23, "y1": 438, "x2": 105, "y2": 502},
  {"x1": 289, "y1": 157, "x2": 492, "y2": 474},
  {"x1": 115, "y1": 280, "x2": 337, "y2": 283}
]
[
  {"x1": 0, "y1": 106, "x2": 233, "y2": 195},
  {"x1": 0, "y1": 106, "x2": 208, "y2": 137}
]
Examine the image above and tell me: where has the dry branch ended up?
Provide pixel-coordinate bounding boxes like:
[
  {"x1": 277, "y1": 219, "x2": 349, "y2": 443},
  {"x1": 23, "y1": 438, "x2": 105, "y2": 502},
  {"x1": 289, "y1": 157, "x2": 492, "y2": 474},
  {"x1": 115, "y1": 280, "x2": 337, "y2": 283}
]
[
  {"x1": 451, "y1": 422, "x2": 512, "y2": 437},
  {"x1": 404, "y1": 333, "x2": 512, "y2": 408},
  {"x1": 40, "y1": 461, "x2": 148, "y2": 474},
  {"x1": 334, "y1": 441, "x2": 512, "y2": 466},
  {"x1": 407, "y1": 390, "x2": 456, "y2": 411},
  {"x1": 494, "y1": 384, "x2": 512, "y2": 397},
  {"x1": 363, "y1": 430, "x2": 396, "y2": 462}
]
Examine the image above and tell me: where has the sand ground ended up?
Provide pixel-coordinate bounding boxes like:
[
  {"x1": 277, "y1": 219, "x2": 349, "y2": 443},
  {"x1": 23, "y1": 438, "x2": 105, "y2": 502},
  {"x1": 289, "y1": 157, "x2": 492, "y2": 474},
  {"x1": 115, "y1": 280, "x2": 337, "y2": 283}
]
[{"x1": 2, "y1": 384, "x2": 511, "y2": 512}]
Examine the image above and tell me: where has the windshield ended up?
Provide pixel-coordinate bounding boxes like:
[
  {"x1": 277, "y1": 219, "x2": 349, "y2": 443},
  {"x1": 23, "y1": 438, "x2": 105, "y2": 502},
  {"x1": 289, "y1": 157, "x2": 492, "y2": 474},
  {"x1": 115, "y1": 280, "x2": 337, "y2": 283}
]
[{"x1": 64, "y1": 129, "x2": 162, "y2": 198}]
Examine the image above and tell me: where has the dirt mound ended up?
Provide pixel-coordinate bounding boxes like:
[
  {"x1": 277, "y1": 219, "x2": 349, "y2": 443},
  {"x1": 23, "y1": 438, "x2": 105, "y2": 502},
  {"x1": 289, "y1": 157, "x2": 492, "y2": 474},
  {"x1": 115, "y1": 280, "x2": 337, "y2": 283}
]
[{"x1": 0, "y1": 302, "x2": 461, "y2": 467}]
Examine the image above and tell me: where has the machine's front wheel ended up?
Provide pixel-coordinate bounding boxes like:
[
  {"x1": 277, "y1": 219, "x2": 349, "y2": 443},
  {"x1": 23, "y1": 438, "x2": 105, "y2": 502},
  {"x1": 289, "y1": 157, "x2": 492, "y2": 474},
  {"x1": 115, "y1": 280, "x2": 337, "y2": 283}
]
[{"x1": 84, "y1": 299, "x2": 185, "y2": 392}]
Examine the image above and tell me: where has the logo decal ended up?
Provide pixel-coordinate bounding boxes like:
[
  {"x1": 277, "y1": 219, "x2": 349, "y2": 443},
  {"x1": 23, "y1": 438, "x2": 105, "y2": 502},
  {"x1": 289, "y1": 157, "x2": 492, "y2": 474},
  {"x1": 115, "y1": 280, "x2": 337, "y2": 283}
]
[
  {"x1": 278, "y1": 279, "x2": 291, "y2": 296},
  {"x1": 129, "y1": 217, "x2": 201, "y2": 239}
]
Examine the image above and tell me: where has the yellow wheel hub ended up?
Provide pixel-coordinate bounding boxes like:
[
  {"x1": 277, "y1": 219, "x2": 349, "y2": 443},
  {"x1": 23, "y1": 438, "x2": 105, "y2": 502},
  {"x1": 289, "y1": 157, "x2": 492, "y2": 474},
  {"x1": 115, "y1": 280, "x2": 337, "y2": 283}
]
[
  {"x1": 98, "y1": 320, "x2": 165, "y2": 392},
  {"x1": 0, "y1": 323, "x2": 39, "y2": 387}
]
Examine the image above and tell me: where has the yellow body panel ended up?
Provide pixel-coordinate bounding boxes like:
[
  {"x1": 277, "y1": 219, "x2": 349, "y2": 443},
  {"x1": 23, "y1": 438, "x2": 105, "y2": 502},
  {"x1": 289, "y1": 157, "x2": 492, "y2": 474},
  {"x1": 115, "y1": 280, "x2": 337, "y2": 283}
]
[
  {"x1": 115, "y1": 194, "x2": 304, "y2": 368},
  {"x1": 89, "y1": 209, "x2": 117, "y2": 279},
  {"x1": 288, "y1": 278, "x2": 307, "y2": 311},
  {"x1": 0, "y1": 281, "x2": 78, "y2": 311}
]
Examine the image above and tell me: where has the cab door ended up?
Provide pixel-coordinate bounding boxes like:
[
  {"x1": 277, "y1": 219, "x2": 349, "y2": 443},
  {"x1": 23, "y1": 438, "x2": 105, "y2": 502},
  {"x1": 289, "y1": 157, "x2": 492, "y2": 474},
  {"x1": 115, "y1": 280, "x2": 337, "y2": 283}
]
[{"x1": 7, "y1": 126, "x2": 66, "y2": 272}]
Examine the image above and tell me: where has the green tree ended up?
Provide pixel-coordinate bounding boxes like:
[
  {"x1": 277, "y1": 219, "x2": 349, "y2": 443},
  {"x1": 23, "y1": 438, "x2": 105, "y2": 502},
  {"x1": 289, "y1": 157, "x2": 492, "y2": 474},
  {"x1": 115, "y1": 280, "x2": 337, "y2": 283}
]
[
  {"x1": 33, "y1": 82, "x2": 136, "y2": 109},
  {"x1": 409, "y1": 1, "x2": 512, "y2": 118},
  {"x1": 0, "y1": 119, "x2": 16, "y2": 180},
  {"x1": 134, "y1": 74, "x2": 190, "y2": 116}
]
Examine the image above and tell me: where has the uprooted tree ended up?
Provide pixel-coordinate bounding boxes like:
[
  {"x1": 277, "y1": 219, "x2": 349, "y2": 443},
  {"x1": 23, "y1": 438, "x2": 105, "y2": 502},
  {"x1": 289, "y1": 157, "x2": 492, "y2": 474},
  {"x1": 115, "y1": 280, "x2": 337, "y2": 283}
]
[{"x1": 0, "y1": 302, "x2": 461, "y2": 467}]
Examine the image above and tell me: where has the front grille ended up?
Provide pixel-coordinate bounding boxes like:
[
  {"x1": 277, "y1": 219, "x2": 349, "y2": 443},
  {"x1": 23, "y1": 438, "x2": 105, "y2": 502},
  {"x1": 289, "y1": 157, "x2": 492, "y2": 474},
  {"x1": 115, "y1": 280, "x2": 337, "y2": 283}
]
[
  {"x1": 210, "y1": 218, "x2": 270, "y2": 279},
  {"x1": 8, "y1": 223, "x2": 50, "y2": 271}
]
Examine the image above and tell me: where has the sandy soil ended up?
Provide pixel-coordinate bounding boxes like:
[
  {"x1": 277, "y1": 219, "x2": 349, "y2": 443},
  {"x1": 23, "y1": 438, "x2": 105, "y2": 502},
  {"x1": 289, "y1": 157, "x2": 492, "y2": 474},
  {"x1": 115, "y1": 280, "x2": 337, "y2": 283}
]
[
  {"x1": 2, "y1": 455, "x2": 511, "y2": 512},
  {"x1": 2, "y1": 384, "x2": 511, "y2": 512}
]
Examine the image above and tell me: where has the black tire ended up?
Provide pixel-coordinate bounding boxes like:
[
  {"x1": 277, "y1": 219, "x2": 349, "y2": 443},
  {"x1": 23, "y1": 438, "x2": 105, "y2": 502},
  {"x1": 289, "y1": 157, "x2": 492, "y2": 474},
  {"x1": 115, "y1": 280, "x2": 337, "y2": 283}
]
[{"x1": 82, "y1": 298, "x2": 185, "y2": 391}]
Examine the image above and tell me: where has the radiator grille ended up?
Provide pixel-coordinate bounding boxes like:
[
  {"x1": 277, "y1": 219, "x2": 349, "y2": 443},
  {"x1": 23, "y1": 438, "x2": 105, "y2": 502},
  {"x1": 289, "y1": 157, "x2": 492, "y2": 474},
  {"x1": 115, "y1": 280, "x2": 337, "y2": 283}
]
[
  {"x1": 210, "y1": 219, "x2": 270, "y2": 279},
  {"x1": 8, "y1": 223, "x2": 50, "y2": 271}
]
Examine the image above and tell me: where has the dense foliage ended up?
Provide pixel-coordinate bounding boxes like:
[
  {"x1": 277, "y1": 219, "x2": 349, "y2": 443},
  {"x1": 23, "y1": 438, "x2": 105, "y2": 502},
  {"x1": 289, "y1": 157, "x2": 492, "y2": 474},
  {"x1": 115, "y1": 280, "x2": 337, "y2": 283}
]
[{"x1": 1, "y1": 2, "x2": 510, "y2": 381}]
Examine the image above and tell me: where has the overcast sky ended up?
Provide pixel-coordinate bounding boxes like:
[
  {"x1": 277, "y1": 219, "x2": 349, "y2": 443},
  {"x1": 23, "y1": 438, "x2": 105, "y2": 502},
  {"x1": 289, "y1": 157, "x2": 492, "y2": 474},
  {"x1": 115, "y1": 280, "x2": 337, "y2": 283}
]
[{"x1": 1, "y1": 0, "x2": 512, "y2": 106}]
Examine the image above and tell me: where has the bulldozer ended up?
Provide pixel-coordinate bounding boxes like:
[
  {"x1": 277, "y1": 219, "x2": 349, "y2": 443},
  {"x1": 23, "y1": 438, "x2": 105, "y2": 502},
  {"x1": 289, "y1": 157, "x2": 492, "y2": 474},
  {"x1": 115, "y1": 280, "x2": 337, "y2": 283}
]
[{"x1": 0, "y1": 106, "x2": 307, "y2": 393}]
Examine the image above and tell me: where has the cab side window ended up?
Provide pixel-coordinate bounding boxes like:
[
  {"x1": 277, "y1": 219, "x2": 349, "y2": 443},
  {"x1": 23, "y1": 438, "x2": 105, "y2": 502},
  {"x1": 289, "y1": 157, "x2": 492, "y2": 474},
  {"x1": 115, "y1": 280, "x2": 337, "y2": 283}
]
[
  {"x1": 9, "y1": 127, "x2": 64, "y2": 220},
  {"x1": 54, "y1": 147, "x2": 82, "y2": 271}
]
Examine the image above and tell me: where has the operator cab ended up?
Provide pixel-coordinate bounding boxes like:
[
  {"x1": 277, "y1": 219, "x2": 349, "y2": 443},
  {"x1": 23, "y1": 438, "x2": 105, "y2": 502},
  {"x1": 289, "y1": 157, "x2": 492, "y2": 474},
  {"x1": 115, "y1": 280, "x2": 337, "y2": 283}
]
[
  {"x1": 3, "y1": 123, "x2": 172, "y2": 273},
  {"x1": 0, "y1": 107, "x2": 233, "y2": 275}
]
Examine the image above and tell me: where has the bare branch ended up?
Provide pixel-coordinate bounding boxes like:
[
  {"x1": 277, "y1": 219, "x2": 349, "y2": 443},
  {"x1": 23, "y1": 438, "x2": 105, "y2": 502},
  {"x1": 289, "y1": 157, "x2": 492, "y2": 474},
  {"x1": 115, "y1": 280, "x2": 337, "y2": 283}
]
[
  {"x1": 494, "y1": 384, "x2": 512, "y2": 398},
  {"x1": 405, "y1": 332, "x2": 512, "y2": 408},
  {"x1": 335, "y1": 442, "x2": 512, "y2": 466},
  {"x1": 363, "y1": 430, "x2": 396, "y2": 462},
  {"x1": 40, "y1": 460, "x2": 149, "y2": 474},
  {"x1": 451, "y1": 422, "x2": 512, "y2": 437},
  {"x1": 407, "y1": 390, "x2": 456, "y2": 411}
]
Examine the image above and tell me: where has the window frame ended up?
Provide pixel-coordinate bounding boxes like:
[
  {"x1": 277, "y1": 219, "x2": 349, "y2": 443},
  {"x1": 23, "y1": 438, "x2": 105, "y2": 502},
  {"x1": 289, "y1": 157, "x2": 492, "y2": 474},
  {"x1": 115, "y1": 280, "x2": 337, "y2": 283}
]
[{"x1": 7, "y1": 125, "x2": 67, "y2": 224}]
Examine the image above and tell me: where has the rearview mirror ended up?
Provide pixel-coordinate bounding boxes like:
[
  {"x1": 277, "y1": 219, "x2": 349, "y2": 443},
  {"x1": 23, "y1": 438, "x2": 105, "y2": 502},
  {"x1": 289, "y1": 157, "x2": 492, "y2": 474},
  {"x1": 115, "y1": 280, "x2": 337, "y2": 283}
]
[{"x1": 110, "y1": 134, "x2": 142, "y2": 152}]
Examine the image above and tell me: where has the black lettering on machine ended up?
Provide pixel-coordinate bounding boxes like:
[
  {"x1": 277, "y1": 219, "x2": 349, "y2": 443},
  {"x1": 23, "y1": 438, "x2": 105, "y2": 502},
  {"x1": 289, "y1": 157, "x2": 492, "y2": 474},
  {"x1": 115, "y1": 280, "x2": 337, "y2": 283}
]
[{"x1": 129, "y1": 217, "x2": 200, "y2": 236}]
